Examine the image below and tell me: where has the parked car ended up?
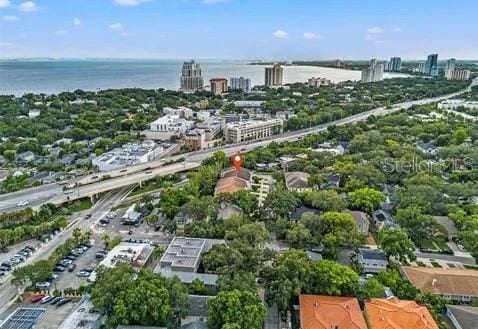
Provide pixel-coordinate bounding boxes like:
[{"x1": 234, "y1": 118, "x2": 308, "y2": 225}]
[
  {"x1": 84, "y1": 214, "x2": 92, "y2": 219},
  {"x1": 35, "y1": 281, "x2": 51, "y2": 289},
  {"x1": 67, "y1": 264, "x2": 77, "y2": 272},
  {"x1": 31, "y1": 294, "x2": 46, "y2": 303},
  {"x1": 56, "y1": 298, "x2": 71, "y2": 307},
  {"x1": 41, "y1": 295, "x2": 54, "y2": 304},
  {"x1": 82, "y1": 266, "x2": 95, "y2": 273},
  {"x1": 77, "y1": 271, "x2": 90, "y2": 277},
  {"x1": 53, "y1": 266, "x2": 66, "y2": 272},
  {"x1": 66, "y1": 255, "x2": 77, "y2": 261},
  {"x1": 0, "y1": 246, "x2": 9, "y2": 253},
  {"x1": 95, "y1": 252, "x2": 106, "y2": 259},
  {"x1": 16, "y1": 201, "x2": 29, "y2": 207},
  {"x1": 1, "y1": 261, "x2": 12, "y2": 268},
  {"x1": 0, "y1": 271, "x2": 5, "y2": 276},
  {"x1": 50, "y1": 297, "x2": 63, "y2": 305},
  {"x1": 0, "y1": 266, "x2": 11, "y2": 272}
]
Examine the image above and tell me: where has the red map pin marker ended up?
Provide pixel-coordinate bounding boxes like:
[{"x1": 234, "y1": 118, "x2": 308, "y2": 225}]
[{"x1": 233, "y1": 153, "x2": 243, "y2": 171}]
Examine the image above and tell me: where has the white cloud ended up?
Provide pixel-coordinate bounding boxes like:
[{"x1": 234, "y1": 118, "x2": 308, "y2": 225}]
[
  {"x1": 72, "y1": 18, "x2": 82, "y2": 26},
  {"x1": 108, "y1": 22, "x2": 123, "y2": 30},
  {"x1": 0, "y1": 0, "x2": 11, "y2": 9},
  {"x1": 19, "y1": 1, "x2": 38, "y2": 12},
  {"x1": 303, "y1": 32, "x2": 317, "y2": 39},
  {"x1": 393, "y1": 27, "x2": 402, "y2": 33},
  {"x1": 2, "y1": 15, "x2": 18, "y2": 21},
  {"x1": 112, "y1": 0, "x2": 151, "y2": 6},
  {"x1": 55, "y1": 30, "x2": 69, "y2": 35},
  {"x1": 273, "y1": 29, "x2": 288, "y2": 39},
  {"x1": 367, "y1": 26, "x2": 384, "y2": 34}
]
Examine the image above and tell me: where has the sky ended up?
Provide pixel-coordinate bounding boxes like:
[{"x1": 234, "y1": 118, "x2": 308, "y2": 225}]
[{"x1": 0, "y1": 0, "x2": 477, "y2": 60}]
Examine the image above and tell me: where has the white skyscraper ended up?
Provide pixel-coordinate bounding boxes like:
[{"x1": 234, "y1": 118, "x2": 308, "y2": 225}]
[
  {"x1": 361, "y1": 59, "x2": 384, "y2": 83},
  {"x1": 180, "y1": 60, "x2": 204, "y2": 92},
  {"x1": 230, "y1": 77, "x2": 251, "y2": 92},
  {"x1": 445, "y1": 58, "x2": 456, "y2": 79},
  {"x1": 264, "y1": 64, "x2": 283, "y2": 87}
]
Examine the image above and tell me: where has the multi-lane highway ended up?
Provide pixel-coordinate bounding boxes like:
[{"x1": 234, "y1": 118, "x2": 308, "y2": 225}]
[{"x1": 0, "y1": 77, "x2": 476, "y2": 214}]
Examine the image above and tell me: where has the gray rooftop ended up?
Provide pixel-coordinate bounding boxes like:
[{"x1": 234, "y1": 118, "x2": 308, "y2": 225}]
[
  {"x1": 446, "y1": 305, "x2": 478, "y2": 329},
  {"x1": 0, "y1": 308, "x2": 45, "y2": 329},
  {"x1": 358, "y1": 248, "x2": 388, "y2": 261}
]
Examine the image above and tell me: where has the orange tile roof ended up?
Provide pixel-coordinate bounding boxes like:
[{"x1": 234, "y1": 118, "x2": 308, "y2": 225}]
[
  {"x1": 365, "y1": 298, "x2": 438, "y2": 329},
  {"x1": 401, "y1": 266, "x2": 478, "y2": 297},
  {"x1": 299, "y1": 295, "x2": 367, "y2": 329}
]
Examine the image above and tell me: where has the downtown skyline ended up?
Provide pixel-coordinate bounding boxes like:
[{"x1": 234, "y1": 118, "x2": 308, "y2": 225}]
[{"x1": 0, "y1": 0, "x2": 477, "y2": 60}]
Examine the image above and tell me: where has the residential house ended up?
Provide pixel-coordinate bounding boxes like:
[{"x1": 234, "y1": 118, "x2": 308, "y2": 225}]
[
  {"x1": 355, "y1": 248, "x2": 388, "y2": 273},
  {"x1": 16, "y1": 151, "x2": 35, "y2": 163},
  {"x1": 320, "y1": 174, "x2": 340, "y2": 189},
  {"x1": 347, "y1": 211, "x2": 370, "y2": 235},
  {"x1": 214, "y1": 167, "x2": 252, "y2": 196},
  {"x1": 299, "y1": 294, "x2": 368, "y2": 329},
  {"x1": 371, "y1": 209, "x2": 395, "y2": 230},
  {"x1": 289, "y1": 206, "x2": 320, "y2": 222},
  {"x1": 417, "y1": 141, "x2": 439, "y2": 155},
  {"x1": 446, "y1": 305, "x2": 478, "y2": 329},
  {"x1": 401, "y1": 266, "x2": 478, "y2": 303},
  {"x1": 365, "y1": 297, "x2": 438, "y2": 329},
  {"x1": 284, "y1": 171, "x2": 311, "y2": 192}
]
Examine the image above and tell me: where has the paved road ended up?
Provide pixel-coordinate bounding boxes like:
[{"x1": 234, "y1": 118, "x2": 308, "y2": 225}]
[
  {"x1": 0, "y1": 77, "x2": 476, "y2": 214},
  {"x1": 0, "y1": 187, "x2": 131, "y2": 314}
]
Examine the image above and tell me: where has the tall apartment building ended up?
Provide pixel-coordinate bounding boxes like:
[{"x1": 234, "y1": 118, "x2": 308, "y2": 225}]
[
  {"x1": 264, "y1": 64, "x2": 283, "y2": 87},
  {"x1": 209, "y1": 78, "x2": 228, "y2": 95},
  {"x1": 180, "y1": 60, "x2": 204, "y2": 92},
  {"x1": 445, "y1": 58, "x2": 456, "y2": 79},
  {"x1": 224, "y1": 119, "x2": 283, "y2": 143},
  {"x1": 230, "y1": 77, "x2": 251, "y2": 92},
  {"x1": 308, "y1": 77, "x2": 331, "y2": 87},
  {"x1": 386, "y1": 57, "x2": 402, "y2": 72},
  {"x1": 416, "y1": 62, "x2": 426, "y2": 73},
  {"x1": 361, "y1": 59, "x2": 384, "y2": 83},
  {"x1": 425, "y1": 53, "x2": 439, "y2": 76},
  {"x1": 450, "y1": 68, "x2": 471, "y2": 80}
]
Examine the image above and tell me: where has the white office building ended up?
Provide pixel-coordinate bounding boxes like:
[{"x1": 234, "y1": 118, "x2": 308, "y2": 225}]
[
  {"x1": 230, "y1": 77, "x2": 251, "y2": 92},
  {"x1": 438, "y1": 99, "x2": 478, "y2": 110},
  {"x1": 92, "y1": 140, "x2": 165, "y2": 172},
  {"x1": 143, "y1": 115, "x2": 195, "y2": 141},
  {"x1": 361, "y1": 59, "x2": 384, "y2": 83},
  {"x1": 224, "y1": 118, "x2": 283, "y2": 143}
]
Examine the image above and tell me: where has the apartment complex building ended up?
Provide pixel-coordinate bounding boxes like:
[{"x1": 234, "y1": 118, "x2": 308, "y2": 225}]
[
  {"x1": 224, "y1": 118, "x2": 283, "y2": 143},
  {"x1": 210, "y1": 78, "x2": 228, "y2": 95},
  {"x1": 265, "y1": 63, "x2": 283, "y2": 87}
]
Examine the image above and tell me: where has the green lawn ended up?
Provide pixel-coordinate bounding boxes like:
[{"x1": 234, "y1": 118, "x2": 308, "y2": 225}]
[
  {"x1": 430, "y1": 261, "x2": 442, "y2": 268},
  {"x1": 416, "y1": 261, "x2": 426, "y2": 267},
  {"x1": 64, "y1": 198, "x2": 93, "y2": 213},
  {"x1": 464, "y1": 264, "x2": 478, "y2": 271}
]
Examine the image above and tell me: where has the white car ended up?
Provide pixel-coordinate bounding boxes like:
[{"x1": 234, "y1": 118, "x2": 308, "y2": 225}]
[
  {"x1": 35, "y1": 281, "x2": 51, "y2": 289},
  {"x1": 16, "y1": 201, "x2": 29, "y2": 207}
]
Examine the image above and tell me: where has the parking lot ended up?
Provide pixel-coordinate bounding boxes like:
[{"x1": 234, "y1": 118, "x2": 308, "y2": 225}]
[{"x1": 0, "y1": 294, "x2": 79, "y2": 329}]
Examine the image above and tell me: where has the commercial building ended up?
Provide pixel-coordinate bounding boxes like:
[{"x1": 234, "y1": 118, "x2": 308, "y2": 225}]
[
  {"x1": 355, "y1": 248, "x2": 388, "y2": 273},
  {"x1": 144, "y1": 115, "x2": 195, "y2": 141},
  {"x1": 88, "y1": 242, "x2": 154, "y2": 282},
  {"x1": 157, "y1": 237, "x2": 224, "y2": 287},
  {"x1": 307, "y1": 77, "x2": 331, "y2": 87},
  {"x1": 92, "y1": 140, "x2": 165, "y2": 172},
  {"x1": 264, "y1": 63, "x2": 283, "y2": 87},
  {"x1": 386, "y1": 57, "x2": 402, "y2": 72},
  {"x1": 0, "y1": 308, "x2": 46, "y2": 329},
  {"x1": 365, "y1": 298, "x2": 438, "y2": 329},
  {"x1": 401, "y1": 266, "x2": 478, "y2": 303},
  {"x1": 299, "y1": 295, "x2": 367, "y2": 329},
  {"x1": 361, "y1": 59, "x2": 384, "y2": 83},
  {"x1": 425, "y1": 53, "x2": 439, "y2": 76},
  {"x1": 209, "y1": 78, "x2": 228, "y2": 95},
  {"x1": 184, "y1": 116, "x2": 225, "y2": 150},
  {"x1": 438, "y1": 99, "x2": 478, "y2": 110},
  {"x1": 230, "y1": 77, "x2": 251, "y2": 93},
  {"x1": 180, "y1": 60, "x2": 204, "y2": 92},
  {"x1": 224, "y1": 118, "x2": 283, "y2": 143},
  {"x1": 445, "y1": 58, "x2": 456, "y2": 79},
  {"x1": 214, "y1": 167, "x2": 252, "y2": 196}
]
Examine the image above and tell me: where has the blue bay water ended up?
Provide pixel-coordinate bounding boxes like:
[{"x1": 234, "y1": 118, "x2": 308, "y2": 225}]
[{"x1": 0, "y1": 59, "x2": 406, "y2": 96}]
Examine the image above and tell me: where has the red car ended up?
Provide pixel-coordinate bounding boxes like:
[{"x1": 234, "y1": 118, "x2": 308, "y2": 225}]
[{"x1": 31, "y1": 293, "x2": 46, "y2": 303}]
